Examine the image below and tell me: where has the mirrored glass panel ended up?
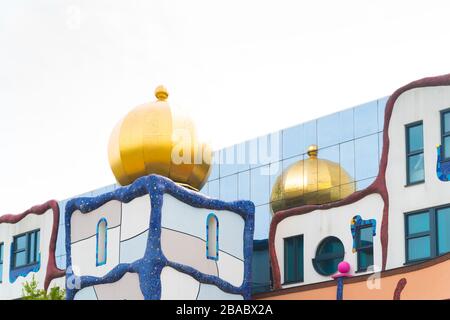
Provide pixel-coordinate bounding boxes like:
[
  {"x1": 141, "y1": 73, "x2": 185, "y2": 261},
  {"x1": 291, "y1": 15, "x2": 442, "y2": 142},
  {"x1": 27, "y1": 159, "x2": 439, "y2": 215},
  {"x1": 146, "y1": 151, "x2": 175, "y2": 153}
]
[
  {"x1": 251, "y1": 165, "x2": 270, "y2": 206},
  {"x1": 339, "y1": 108, "x2": 354, "y2": 143},
  {"x1": 254, "y1": 204, "x2": 271, "y2": 240},
  {"x1": 209, "y1": 151, "x2": 220, "y2": 181},
  {"x1": 340, "y1": 141, "x2": 355, "y2": 183},
  {"x1": 355, "y1": 134, "x2": 379, "y2": 181},
  {"x1": 356, "y1": 177, "x2": 375, "y2": 191},
  {"x1": 220, "y1": 145, "x2": 239, "y2": 177},
  {"x1": 236, "y1": 141, "x2": 250, "y2": 173},
  {"x1": 238, "y1": 170, "x2": 251, "y2": 200},
  {"x1": 208, "y1": 179, "x2": 220, "y2": 199},
  {"x1": 220, "y1": 174, "x2": 238, "y2": 202},
  {"x1": 354, "y1": 101, "x2": 378, "y2": 138},
  {"x1": 303, "y1": 120, "x2": 317, "y2": 151},
  {"x1": 378, "y1": 97, "x2": 388, "y2": 131},
  {"x1": 282, "y1": 124, "x2": 304, "y2": 159},
  {"x1": 318, "y1": 112, "x2": 340, "y2": 148}
]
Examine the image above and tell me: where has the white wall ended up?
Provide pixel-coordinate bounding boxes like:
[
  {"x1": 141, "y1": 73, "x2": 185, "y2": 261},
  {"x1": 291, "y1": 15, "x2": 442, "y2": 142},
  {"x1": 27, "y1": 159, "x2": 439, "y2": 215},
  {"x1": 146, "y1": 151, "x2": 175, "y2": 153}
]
[
  {"x1": 386, "y1": 85, "x2": 450, "y2": 269},
  {"x1": 275, "y1": 193, "x2": 384, "y2": 288}
]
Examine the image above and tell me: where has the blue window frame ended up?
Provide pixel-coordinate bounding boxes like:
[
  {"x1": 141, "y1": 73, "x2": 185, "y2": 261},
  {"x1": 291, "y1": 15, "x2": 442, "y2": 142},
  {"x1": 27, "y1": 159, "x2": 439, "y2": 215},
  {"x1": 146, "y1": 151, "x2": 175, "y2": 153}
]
[
  {"x1": 441, "y1": 109, "x2": 450, "y2": 161},
  {"x1": 96, "y1": 218, "x2": 107, "y2": 266},
  {"x1": 312, "y1": 236, "x2": 344, "y2": 276},
  {"x1": 405, "y1": 122, "x2": 424, "y2": 185},
  {"x1": 284, "y1": 235, "x2": 304, "y2": 283},
  {"x1": 405, "y1": 205, "x2": 450, "y2": 264},
  {"x1": 206, "y1": 214, "x2": 219, "y2": 260},
  {"x1": 355, "y1": 226, "x2": 374, "y2": 272},
  {"x1": 11, "y1": 229, "x2": 40, "y2": 269},
  {"x1": 0, "y1": 242, "x2": 3, "y2": 283}
]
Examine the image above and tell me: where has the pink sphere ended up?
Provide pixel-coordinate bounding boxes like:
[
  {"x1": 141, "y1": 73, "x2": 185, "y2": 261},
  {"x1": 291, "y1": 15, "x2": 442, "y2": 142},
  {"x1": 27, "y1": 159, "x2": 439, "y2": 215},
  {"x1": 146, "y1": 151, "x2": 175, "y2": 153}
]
[{"x1": 337, "y1": 261, "x2": 351, "y2": 274}]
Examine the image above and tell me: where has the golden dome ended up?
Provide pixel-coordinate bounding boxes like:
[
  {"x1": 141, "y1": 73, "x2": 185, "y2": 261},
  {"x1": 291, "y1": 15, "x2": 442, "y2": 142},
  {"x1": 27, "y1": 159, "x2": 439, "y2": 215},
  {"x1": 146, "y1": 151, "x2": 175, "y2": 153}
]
[
  {"x1": 270, "y1": 145, "x2": 355, "y2": 215},
  {"x1": 108, "y1": 85, "x2": 212, "y2": 191}
]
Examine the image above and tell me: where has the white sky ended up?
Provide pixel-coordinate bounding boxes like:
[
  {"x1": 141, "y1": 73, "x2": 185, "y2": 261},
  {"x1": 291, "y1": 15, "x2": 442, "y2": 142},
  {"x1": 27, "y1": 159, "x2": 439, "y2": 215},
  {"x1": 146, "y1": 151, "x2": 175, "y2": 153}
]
[{"x1": 1, "y1": 0, "x2": 450, "y2": 213}]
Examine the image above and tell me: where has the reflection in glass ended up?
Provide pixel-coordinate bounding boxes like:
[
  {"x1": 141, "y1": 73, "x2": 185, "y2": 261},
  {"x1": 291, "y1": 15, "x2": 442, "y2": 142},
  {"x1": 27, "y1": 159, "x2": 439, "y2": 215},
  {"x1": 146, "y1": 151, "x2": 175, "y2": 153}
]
[
  {"x1": 282, "y1": 124, "x2": 304, "y2": 159},
  {"x1": 339, "y1": 108, "x2": 354, "y2": 143},
  {"x1": 254, "y1": 205, "x2": 271, "y2": 240},
  {"x1": 354, "y1": 101, "x2": 378, "y2": 138},
  {"x1": 236, "y1": 141, "x2": 250, "y2": 173},
  {"x1": 303, "y1": 120, "x2": 317, "y2": 151},
  {"x1": 318, "y1": 112, "x2": 340, "y2": 148},
  {"x1": 209, "y1": 151, "x2": 220, "y2": 181},
  {"x1": 238, "y1": 170, "x2": 251, "y2": 200},
  {"x1": 378, "y1": 97, "x2": 388, "y2": 132},
  {"x1": 356, "y1": 177, "x2": 375, "y2": 191},
  {"x1": 220, "y1": 174, "x2": 238, "y2": 202},
  {"x1": 208, "y1": 180, "x2": 220, "y2": 199},
  {"x1": 251, "y1": 165, "x2": 270, "y2": 206},
  {"x1": 340, "y1": 141, "x2": 355, "y2": 183},
  {"x1": 220, "y1": 145, "x2": 239, "y2": 177},
  {"x1": 355, "y1": 134, "x2": 379, "y2": 181}
]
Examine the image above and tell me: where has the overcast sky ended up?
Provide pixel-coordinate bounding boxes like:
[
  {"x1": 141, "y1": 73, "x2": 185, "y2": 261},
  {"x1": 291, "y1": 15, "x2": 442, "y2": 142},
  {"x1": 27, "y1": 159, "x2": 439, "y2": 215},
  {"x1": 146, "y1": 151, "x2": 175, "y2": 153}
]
[{"x1": 1, "y1": 0, "x2": 450, "y2": 213}]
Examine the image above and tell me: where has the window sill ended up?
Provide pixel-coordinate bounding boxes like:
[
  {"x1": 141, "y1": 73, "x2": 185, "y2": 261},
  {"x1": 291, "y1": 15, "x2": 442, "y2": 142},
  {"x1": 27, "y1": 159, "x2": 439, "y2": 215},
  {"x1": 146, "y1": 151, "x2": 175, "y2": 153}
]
[
  {"x1": 282, "y1": 280, "x2": 304, "y2": 286},
  {"x1": 403, "y1": 257, "x2": 431, "y2": 266},
  {"x1": 404, "y1": 180, "x2": 425, "y2": 187},
  {"x1": 11, "y1": 262, "x2": 39, "y2": 271}
]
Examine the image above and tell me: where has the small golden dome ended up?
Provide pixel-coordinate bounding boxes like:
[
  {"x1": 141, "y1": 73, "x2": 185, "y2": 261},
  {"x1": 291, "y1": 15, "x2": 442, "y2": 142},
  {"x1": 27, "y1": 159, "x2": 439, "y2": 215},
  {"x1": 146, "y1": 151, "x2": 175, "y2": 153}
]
[
  {"x1": 108, "y1": 86, "x2": 212, "y2": 191},
  {"x1": 270, "y1": 145, "x2": 355, "y2": 215}
]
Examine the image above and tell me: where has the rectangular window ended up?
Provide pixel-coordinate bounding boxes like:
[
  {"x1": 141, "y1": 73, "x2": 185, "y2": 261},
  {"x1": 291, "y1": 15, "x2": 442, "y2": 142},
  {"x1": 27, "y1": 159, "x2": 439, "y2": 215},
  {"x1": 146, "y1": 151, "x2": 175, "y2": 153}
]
[
  {"x1": 404, "y1": 205, "x2": 450, "y2": 264},
  {"x1": 356, "y1": 226, "x2": 374, "y2": 271},
  {"x1": 284, "y1": 235, "x2": 304, "y2": 284},
  {"x1": 441, "y1": 109, "x2": 450, "y2": 161},
  {"x1": 0, "y1": 243, "x2": 3, "y2": 283},
  {"x1": 405, "y1": 122, "x2": 424, "y2": 185},
  {"x1": 12, "y1": 229, "x2": 40, "y2": 269},
  {"x1": 405, "y1": 211, "x2": 432, "y2": 262}
]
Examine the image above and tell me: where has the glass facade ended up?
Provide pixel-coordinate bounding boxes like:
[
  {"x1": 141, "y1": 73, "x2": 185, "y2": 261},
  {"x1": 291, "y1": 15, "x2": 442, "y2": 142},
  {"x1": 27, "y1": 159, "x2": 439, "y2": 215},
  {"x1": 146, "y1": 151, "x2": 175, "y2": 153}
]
[{"x1": 201, "y1": 97, "x2": 387, "y2": 292}]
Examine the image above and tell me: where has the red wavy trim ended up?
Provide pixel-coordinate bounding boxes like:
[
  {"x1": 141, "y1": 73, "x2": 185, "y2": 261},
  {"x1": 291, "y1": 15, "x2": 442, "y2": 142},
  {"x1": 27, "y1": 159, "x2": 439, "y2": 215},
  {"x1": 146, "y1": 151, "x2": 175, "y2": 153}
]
[
  {"x1": 269, "y1": 73, "x2": 450, "y2": 290},
  {"x1": 0, "y1": 200, "x2": 66, "y2": 291},
  {"x1": 393, "y1": 278, "x2": 407, "y2": 300}
]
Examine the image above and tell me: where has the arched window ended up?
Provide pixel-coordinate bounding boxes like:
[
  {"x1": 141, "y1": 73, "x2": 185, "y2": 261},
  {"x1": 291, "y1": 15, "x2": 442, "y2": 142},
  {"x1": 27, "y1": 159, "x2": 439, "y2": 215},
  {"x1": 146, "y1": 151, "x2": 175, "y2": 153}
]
[
  {"x1": 206, "y1": 214, "x2": 219, "y2": 260},
  {"x1": 96, "y1": 218, "x2": 107, "y2": 266},
  {"x1": 312, "y1": 236, "x2": 345, "y2": 276}
]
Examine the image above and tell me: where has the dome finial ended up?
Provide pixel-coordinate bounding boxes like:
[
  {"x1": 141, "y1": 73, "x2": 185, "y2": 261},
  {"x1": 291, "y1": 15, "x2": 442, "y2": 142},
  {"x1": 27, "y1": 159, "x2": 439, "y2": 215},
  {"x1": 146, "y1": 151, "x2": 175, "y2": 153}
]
[
  {"x1": 307, "y1": 144, "x2": 318, "y2": 158},
  {"x1": 155, "y1": 85, "x2": 169, "y2": 101}
]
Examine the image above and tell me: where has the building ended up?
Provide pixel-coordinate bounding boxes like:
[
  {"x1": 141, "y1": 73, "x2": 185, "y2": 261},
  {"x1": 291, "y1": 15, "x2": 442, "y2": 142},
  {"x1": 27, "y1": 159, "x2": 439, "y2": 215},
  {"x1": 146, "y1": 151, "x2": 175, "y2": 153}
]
[
  {"x1": 0, "y1": 86, "x2": 254, "y2": 300},
  {"x1": 1, "y1": 73, "x2": 449, "y2": 300}
]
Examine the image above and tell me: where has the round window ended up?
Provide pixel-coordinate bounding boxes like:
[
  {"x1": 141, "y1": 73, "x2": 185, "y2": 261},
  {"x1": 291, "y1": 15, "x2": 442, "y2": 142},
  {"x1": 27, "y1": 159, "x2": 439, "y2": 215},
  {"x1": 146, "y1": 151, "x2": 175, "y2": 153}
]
[{"x1": 312, "y1": 236, "x2": 345, "y2": 276}]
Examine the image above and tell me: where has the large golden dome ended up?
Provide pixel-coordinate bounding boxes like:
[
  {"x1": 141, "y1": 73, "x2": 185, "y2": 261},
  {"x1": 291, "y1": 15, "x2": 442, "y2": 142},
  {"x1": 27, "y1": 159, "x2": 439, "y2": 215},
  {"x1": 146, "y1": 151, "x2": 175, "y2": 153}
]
[
  {"x1": 270, "y1": 145, "x2": 355, "y2": 214},
  {"x1": 108, "y1": 86, "x2": 211, "y2": 191}
]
